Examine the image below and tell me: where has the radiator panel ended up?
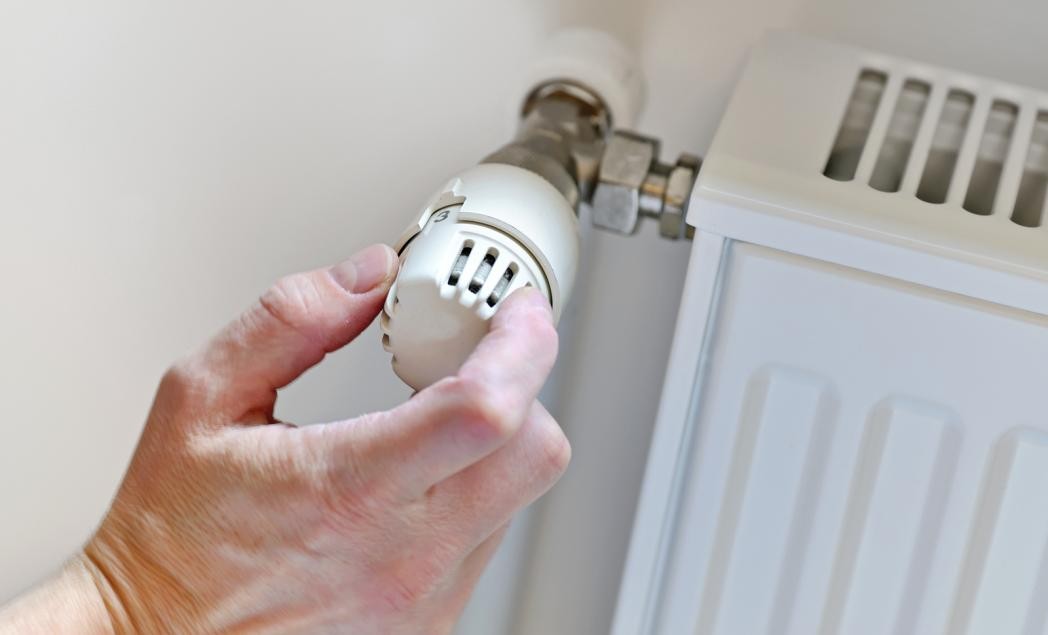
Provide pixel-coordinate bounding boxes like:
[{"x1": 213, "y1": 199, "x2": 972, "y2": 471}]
[{"x1": 649, "y1": 242, "x2": 1048, "y2": 635}]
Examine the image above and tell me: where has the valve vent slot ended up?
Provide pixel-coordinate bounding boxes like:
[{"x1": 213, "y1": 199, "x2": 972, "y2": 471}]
[
  {"x1": 487, "y1": 263, "x2": 518, "y2": 307},
  {"x1": 447, "y1": 241, "x2": 473, "y2": 287},
  {"x1": 469, "y1": 249, "x2": 498, "y2": 294},
  {"x1": 442, "y1": 239, "x2": 526, "y2": 310},
  {"x1": 380, "y1": 300, "x2": 394, "y2": 352}
]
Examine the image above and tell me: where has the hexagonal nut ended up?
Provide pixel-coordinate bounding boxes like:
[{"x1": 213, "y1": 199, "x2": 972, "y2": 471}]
[
  {"x1": 659, "y1": 159, "x2": 699, "y2": 239},
  {"x1": 591, "y1": 132, "x2": 658, "y2": 235},
  {"x1": 592, "y1": 183, "x2": 640, "y2": 235}
]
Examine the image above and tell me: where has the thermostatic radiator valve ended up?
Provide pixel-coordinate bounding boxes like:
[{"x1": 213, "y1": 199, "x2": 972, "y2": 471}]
[{"x1": 381, "y1": 29, "x2": 700, "y2": 389}]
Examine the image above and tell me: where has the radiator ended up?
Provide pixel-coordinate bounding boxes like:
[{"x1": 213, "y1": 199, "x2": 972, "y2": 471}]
[{"x1": 614, "y1": 32, "x2": 1048, "y2": 635}]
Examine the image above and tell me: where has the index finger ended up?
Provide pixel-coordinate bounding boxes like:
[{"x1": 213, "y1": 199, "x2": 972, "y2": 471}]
[
  {"x1": 337, "y1": 288, "x2": 559, "y2": 497},
  {"x1": 456, "y1": 287, "x2": 559, "y2": 414}
]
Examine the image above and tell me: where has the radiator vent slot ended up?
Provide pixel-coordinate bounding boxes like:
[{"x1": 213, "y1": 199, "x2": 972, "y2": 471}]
[
  {"x1": 824, "y1": 70, "x2": 888, "y2": 181},
  {"x1": 1012, "y1": 111, "x2": 1048, "y2": 227},
  {"x1": 917, "y1": 89, "x2": 975, "y2": 204},
  {"x1": 824, "y1": 69, "x2": 1048, "y2": 229},
  {"x1": 871, "y1": 79, "x2": 931, "y2": 192},
  {"x1": 963, "y1": 100, "x2": 1018, "y2": 216}
]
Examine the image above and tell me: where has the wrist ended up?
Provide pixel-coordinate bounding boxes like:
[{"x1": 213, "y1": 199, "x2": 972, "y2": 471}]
[
  {"x1": 82, "y1": 516, "x2": 206, "y2": 634},
  {"x1": 76, "y1": 549, "x2": 134, "y2": 634},
  {"x1": 0, "y1": 554, "x2": 119, "y2": 634}
]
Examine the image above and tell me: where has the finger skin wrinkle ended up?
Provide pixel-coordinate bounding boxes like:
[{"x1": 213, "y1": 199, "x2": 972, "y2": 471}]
[{"x1": 257, "y1": 284, "x2": 334, "y2": 358}]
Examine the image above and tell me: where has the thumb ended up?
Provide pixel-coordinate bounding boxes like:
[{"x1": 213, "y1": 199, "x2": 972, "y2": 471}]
[{"x1": 178, "y1": 243, "x2": 397, "y2": 420}]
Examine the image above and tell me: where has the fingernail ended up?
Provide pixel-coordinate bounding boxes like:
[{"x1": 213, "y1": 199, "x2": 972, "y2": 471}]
[
  {"x1": 331, "y1": 244, "x2": 396, "y2": 293},
  {"x1": 508, "y1": 286, "x2": 552, "y2": 315}
]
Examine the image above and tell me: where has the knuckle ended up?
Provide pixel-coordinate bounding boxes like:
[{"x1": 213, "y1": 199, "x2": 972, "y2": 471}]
[
  {"x1": 315, "y1": 474, "x2": 387, "y2": 533},
  {"x1": 313, "y1": 462, "x2": 401, "y2": 537},
  {"x1": 157, "y1": 359, "x2": 203, "y2": 405},
  {"x1": 437, "y1": 377, "x2": 516, "y2": 443},
  {"x1": 259, "y1": 272, "x2": 326, "y2": 333},
  {"x1": 539, "y1": 422, "x2": 572, "y2": 476},
  {"x1": 374, "y1": 553, "x2": 447, "y2": 613},
  {"x1": 367, "y1": 527, "x2": 463, "y2": 615},
  {"x1": 379, "y1": 573, "x2": 427, "y2": 613},
  {"x1": 311, "y1": 437, "x2": 396, "y2": 530}
]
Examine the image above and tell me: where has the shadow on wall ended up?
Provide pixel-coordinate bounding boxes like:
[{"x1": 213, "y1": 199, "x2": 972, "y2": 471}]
[
  {"x1": 499, "y1": 1, "x2": 807, "y2": 634},
  {"x1": 543, "y1": 0, "x2": 653, "y2": 49}
]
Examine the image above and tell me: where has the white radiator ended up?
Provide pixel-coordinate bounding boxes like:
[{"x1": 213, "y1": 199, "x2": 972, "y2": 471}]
[{"x1": 614, "y1": 32, "x2": 1048, "y2": 635}]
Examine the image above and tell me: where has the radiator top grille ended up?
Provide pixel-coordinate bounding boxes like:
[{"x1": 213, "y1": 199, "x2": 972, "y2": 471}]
[
  {"x1": 688, "y1": 33, "x2": 1048, "y2": 316},
  {"x1": 824, "y1": 68, "x2": 1048, "y2": 228}
]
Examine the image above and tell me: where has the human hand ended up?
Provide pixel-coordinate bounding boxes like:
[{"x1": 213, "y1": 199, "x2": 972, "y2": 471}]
[{"x1": 44, "y1": 244, "x2": 568, "y2": 633}]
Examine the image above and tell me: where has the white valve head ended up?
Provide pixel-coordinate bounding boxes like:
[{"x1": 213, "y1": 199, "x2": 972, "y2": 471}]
[{"x1": 381, "y1": 163, "x2": 579, "y2": 390}]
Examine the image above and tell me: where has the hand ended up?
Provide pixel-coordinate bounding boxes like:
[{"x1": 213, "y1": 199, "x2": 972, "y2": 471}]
[{"x1": 4, "y1": 244, "x2": 570, "y2": 634}]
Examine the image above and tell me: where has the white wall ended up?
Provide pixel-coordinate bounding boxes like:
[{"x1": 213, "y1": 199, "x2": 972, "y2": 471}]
[
  {"x1": 4, "y1": 0, "x2": 1048, "y2": 633},
  {"x1": 0, "y1": 0, "x2": 546, "y2": 599}
]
